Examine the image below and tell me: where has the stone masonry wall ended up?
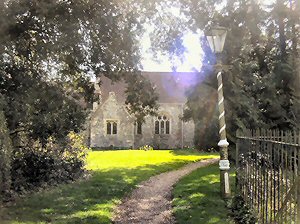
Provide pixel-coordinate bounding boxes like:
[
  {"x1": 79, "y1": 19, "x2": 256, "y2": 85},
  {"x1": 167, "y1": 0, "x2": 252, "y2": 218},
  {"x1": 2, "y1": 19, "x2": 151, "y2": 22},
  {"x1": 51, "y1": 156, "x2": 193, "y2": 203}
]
[
  {"x1": 90, "y1": 94, "x2": 195, "y2": 149},
  {"x1": 134, "y1": 103, "x2": 194, "y2": 149},
  {"x1": 90, "y1": 92, "x2": 134, "y2": 148}
]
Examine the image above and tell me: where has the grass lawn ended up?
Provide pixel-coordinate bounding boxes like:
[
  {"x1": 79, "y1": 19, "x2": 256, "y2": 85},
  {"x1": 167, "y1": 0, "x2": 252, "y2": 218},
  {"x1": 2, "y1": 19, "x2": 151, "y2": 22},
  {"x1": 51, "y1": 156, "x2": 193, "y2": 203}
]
[
  {"x1": 0, "y1": 150, "x2": 218, "y2": 224},
  {"x1": 173, "y1": 164, "x2": 235, "y2": 224}
]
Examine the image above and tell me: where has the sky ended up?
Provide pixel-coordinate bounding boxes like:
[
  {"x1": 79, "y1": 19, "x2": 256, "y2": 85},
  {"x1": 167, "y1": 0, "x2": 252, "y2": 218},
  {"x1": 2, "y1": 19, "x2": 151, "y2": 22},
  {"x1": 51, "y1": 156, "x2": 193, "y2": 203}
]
[
  {"x1": 140, "y1": 0, "x2": 276, "y2": 72},
  {"x1": 139, "y1": 3, "x2": 204, "y2": 72},
  {"x1": 140, "y1": 29, "x2": 204, "y2": 72}
]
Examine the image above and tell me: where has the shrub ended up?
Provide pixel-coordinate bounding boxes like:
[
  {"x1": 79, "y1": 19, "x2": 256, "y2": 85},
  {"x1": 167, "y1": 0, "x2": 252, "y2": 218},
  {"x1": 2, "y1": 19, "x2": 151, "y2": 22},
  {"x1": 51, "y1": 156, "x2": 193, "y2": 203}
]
[
  {"x1": 138, "y1": 145, "x2": 154, "y2": 151},
  {"x1": 11, "y1": 132, "x2": 88, "y2": 192},
  {"x1": 230, "y1": 195, "x2": 257, "y2": 224}
]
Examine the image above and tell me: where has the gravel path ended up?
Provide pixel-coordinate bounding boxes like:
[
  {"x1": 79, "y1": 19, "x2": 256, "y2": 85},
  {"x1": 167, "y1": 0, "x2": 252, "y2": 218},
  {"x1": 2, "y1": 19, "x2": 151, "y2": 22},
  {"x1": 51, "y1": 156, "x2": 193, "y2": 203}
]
[{"x1": 113, "y1": 158, "x2": 219, "y2": 224}]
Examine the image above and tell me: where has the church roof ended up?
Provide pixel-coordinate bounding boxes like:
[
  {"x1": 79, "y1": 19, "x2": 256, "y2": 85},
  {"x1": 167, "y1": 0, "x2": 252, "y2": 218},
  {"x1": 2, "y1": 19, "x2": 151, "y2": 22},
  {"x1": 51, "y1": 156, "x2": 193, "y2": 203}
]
[{"x1": 100, "y1": 71, "x2": 200, "y2": 104}]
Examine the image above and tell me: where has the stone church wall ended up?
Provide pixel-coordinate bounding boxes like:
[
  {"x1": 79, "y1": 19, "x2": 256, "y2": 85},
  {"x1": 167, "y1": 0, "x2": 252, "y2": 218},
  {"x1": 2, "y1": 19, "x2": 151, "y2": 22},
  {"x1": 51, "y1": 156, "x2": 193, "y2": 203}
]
[
  {"x1": 154, "y1": 103, "x2": 184, "y2": 149},
  {"x1": 90, "y1": 92, "x2": 134, "y2": 149},
  {"x1": 134, "y1": 103, "x2": 194, "y2": 149},
  {"x1": 90, "y1": 93, "x2": 195, "y2": 149},
  {"x1": 133, "y1": 115, "x2": 155, "y2": 148}
]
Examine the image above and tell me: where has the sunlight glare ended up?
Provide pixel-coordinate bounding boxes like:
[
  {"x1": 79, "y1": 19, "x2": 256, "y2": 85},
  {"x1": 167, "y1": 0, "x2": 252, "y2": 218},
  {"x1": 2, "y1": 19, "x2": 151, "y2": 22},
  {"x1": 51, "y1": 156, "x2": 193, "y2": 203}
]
[
  {"x1": 140, "y1": 0, "x2": 277, "y2": 72},
  {"x1": 176, "y1": 31, "x2": 203, "y2": 72},
  {"x1": 141, "y1": 31, "x2": 203, "y2": 72}
]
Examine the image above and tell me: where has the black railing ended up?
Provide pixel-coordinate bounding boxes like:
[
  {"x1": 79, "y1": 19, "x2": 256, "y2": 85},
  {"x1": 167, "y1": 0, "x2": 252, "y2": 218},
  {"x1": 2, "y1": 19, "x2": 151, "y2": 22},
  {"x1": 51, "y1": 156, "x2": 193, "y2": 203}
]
[{"x1": 236, "y1": 129, "x2": 300, "y2": 223}]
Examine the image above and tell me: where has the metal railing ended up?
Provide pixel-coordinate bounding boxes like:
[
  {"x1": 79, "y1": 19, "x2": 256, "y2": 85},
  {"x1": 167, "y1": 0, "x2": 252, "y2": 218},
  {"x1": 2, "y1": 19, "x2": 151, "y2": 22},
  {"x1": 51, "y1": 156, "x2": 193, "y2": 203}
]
[{"x1": 236, "y1": 129, "x2": 300, "y2": 223}]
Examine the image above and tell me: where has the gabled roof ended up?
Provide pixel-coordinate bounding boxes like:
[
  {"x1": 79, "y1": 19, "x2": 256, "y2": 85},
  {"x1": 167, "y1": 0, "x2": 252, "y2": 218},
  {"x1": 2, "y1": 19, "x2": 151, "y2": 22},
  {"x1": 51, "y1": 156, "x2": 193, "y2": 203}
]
[{"x1": 99, "y1": 72, "x2": 200, "y2": 104}]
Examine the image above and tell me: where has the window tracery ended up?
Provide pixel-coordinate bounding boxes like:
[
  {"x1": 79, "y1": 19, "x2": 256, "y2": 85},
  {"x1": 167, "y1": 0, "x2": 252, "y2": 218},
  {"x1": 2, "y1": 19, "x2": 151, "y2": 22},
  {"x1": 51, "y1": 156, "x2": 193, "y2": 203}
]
[{"x1": 154, "y1": 115, "x2": 170, "y2": 134}]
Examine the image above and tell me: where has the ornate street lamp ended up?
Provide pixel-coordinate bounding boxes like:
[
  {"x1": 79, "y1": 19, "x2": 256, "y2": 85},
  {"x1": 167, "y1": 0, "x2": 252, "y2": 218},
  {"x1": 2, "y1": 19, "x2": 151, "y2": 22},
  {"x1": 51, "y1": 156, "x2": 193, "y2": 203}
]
[
  {"x1": 205, "y1": 25, "x2": 227, "y2": 54},
  {"x1": 205, "y1": 25, "x2": 231, "y2": 199}
]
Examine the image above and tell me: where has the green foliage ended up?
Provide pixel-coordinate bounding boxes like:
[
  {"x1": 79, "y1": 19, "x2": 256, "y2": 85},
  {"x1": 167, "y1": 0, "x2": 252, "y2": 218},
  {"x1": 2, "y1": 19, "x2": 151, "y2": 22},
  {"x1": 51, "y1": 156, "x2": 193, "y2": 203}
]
[
  {"x1": 11, "y1": 133, "x2": 88, "y2": 192},
  {"x1": 0, "y1": 69, "x2": 88, "y2": 194},
  {"x1": 124, "y1": 0, "x2": 299, "y2": 148},
  {"x1": 0, "y1": 98, "x2": 13, "y2": 200},
  {"x1": 177, "y1": 0, "x2": 300, "y2": 148},
  {"x1": 2, "y1": 75, "x2": 87, "y2": 145},
  {"x1": 230, "y1": 195, "x2": 257, "y2": 224},
  {"x1": 0, "y1": 0, "x2": 158, "y2": 113},
  {"x1": 124, "y1": 72, "x2": 159, "y2": 120},
  {"x1": 1, "y1": 150, "x2": 217, "y2": 223},
  {"x1": 138, "y1": 144, "x2": 154, "y2": 151},
  {"x1": 0, "y1": 0, "x2": 160, "y2": 197}
]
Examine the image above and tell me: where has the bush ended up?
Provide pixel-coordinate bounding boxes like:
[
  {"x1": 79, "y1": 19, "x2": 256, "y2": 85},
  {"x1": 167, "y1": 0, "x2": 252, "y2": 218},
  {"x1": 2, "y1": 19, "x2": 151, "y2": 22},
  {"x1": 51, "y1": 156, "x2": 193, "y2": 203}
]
[
  {"x1": 11, "y1": 132, "x2": 88, "y2": 192},
  {"x1": 230, "y1": 195, "x2": 257, "y2": 224},
  {"x1": 138, "y1": 145, "x2": 154, "y2": 151}
]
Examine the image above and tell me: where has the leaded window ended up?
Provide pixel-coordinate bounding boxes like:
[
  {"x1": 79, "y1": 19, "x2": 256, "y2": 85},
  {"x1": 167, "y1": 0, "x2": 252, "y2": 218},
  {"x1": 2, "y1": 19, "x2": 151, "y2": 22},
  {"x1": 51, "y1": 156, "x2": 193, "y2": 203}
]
[
  {"x1": 106, "y1": 120, "x2": 117, "y2": 135},
  {"x1": 154, "y1": 115, "x2": 170, "y2": 134}
]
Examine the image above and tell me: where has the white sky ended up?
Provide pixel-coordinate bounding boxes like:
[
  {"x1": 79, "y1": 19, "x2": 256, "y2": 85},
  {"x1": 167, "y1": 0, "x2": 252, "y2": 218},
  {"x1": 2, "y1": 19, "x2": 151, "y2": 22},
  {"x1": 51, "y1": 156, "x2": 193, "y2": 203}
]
[
  {"x1": 140, "y1": 3, "x2": 204, "y2": 72},
  {"x1": 140, "y1": 0, "x2": 276, "y2": 72},
  {"x1": 140, "y1": 29, "x2": 204, "y2": 72}
]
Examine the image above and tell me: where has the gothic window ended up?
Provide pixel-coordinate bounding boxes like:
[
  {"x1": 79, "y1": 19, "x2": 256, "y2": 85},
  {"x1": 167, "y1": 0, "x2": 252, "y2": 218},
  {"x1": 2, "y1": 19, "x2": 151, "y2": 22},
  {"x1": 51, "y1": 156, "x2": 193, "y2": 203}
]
[
  {"x1": 135, "y1": 121, "x2": 143, "y2": 135},
  {"x1": 155, "y1": 120, "x2": 159, "y2": 134},
  {"x1": 155, "y1": 115, "x2": 170, "y2": 134},
  {"x1": 107, "y1": 120, "x2": 118, "y2": 135},
  {"x1": 166, "y1": 120, "x2": 170, "y2": 134},
  {"x1": 107, "y1": 121, "x2": 111, "y2": 134},
  {"x1": 160, "y1": 119, "x2": 165, "y2": 134},
  {"x1": 113, "y1": 122, "x2": 117, "y2": 134}
]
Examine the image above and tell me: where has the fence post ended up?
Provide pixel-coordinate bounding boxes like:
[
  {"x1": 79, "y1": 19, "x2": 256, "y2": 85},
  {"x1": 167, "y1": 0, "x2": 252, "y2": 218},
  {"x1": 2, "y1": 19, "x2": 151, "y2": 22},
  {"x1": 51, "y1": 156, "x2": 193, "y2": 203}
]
[
  {"x1": 236, "y1": 130, "x2": 240, "y2": 191},
  {"x1": 298, "y1": 162, "x2": 300, "y2": 223},
  {"x1": 295, "y1": 131, "x2": 300, "y2": 223}
]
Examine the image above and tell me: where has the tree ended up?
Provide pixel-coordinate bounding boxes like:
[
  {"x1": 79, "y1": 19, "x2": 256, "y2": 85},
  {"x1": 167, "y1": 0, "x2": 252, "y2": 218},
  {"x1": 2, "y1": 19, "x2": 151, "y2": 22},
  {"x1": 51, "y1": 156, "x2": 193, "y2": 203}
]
[
  {"x1": 0, "y1": 0, "x2": 159, "y2": 193},
  {"x1": 141, "y1": 0, "x2": 300, "y2": 148},
  {"x1": 0, "y1": 0, "x2": 161, "y2": 142},
  {"x1": 0, "y1": 0, "x2": 158, "y2": 113}
]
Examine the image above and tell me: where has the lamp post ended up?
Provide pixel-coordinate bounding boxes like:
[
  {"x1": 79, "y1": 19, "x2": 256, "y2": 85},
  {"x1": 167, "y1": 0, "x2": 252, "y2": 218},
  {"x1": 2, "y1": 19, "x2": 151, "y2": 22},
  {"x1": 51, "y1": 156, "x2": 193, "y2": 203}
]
[{"x1": 205, "y1": 25, "x2": 231, "y2": 199}]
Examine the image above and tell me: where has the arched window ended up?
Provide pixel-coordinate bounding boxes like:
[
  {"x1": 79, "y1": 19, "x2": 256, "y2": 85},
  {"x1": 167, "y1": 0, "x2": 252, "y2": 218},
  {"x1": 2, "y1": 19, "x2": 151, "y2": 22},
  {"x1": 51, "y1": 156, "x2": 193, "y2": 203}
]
[
  {"x1": 106, "y1": 120, "x2": 118, "y2": 135},
  {"x1": 155, "y1": 120, "x2": 159, "y2": 134},
  {"x1": 154, "y1": 115, "x2": 170, "y2": 134},
  {"x1": 112, "y1": 122, "x2": 117, "y2": 134}
]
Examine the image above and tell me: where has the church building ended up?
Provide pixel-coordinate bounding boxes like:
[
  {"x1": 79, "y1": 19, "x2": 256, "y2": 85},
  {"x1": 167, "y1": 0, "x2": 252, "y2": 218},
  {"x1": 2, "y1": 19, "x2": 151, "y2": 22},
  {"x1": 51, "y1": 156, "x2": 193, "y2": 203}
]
[{"x1": 90, "y1": 72, "x2": 197, "y2": 149}]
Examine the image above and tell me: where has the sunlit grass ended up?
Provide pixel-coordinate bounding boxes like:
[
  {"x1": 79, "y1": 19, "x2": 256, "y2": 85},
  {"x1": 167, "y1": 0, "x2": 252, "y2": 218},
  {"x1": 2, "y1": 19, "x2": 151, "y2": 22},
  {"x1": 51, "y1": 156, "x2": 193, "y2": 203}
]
[
  {"x1": 0, "y1": 150, "x2": 218, "y2": 224},
  {"x1": 173, "y1": 164, "x2": 235, "y2": 224},
  {"x1": 86, "y1": 149, "x2": 214, "y2": 170}
]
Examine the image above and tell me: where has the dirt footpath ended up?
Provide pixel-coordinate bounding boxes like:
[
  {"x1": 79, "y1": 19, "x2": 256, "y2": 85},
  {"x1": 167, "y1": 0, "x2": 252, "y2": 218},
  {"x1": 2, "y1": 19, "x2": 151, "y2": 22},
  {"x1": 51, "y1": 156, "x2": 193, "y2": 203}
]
[{"x1": 113, "y1": 158, "x2": 219, "y2": 224}]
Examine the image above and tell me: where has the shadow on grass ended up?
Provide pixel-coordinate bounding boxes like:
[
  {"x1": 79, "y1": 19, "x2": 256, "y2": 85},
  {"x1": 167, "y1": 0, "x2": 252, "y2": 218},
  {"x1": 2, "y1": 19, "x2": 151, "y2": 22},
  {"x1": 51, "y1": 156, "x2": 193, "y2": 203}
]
[
  {"x1": 173, "y1": 164, "x2": 235, "y2": 224},
  {"x1": 0, "y1": 160, "x2": 194, "y2": 224}
]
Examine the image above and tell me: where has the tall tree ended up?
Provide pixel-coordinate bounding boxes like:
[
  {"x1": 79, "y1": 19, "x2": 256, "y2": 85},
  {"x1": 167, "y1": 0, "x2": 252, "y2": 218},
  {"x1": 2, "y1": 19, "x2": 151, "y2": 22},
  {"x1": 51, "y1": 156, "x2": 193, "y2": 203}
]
[
  {"x1": 143, "y1": 0, "x2": 300, "y2": 147},
  {"x1": 0, "y1": 0, "x2": 160, "y2": 146}
]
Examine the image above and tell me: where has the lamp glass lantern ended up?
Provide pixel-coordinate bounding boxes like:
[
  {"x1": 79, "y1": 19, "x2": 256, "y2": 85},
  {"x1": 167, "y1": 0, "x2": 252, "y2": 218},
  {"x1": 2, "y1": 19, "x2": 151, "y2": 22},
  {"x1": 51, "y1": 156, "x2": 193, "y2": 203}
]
[{"x1": 205, "y1": 26, "x2": 227, "y2": 53}]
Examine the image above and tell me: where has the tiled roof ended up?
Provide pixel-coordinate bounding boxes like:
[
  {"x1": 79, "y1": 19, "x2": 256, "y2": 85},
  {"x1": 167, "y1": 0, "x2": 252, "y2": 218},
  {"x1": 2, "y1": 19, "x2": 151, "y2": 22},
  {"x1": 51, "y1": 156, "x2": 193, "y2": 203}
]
[{"x1": 100, "y1": 72, "x2": 200, "y2": 103}]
